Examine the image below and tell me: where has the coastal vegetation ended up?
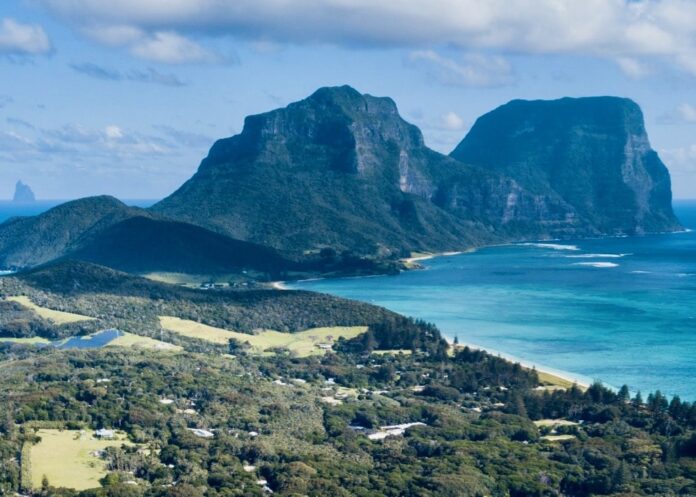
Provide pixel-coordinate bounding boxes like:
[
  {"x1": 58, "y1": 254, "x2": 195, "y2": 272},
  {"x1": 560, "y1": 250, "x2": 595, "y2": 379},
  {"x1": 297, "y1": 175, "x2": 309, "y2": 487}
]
[
  {"x1": 0, "y1": 263, "x2": 695, "y2": 495},
  {"x1": 2, "y1": 331, "x2": 696, "y2": 495}
]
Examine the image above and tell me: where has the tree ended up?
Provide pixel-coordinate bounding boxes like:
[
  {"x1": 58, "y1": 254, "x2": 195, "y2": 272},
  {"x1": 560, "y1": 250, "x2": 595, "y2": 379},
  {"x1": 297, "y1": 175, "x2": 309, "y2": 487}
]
[
  {"x1": 41, "y1": 475, "x2": 50, "y2": 493},
  {"x1": 512, "y1": 393, "x2": 528, "y2": 418},
  {"x1": 612, "y1": 461, "x2": 631, "y2": 488},
  {"x1": 618, "y1": 385, "x2": 630, "y2": 403}
]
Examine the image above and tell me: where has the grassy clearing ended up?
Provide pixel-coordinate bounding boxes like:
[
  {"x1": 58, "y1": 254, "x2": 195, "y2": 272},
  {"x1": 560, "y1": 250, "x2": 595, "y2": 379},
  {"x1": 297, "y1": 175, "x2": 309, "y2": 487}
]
[
  {"x1": 533, "y1": 419, "x2": 579, "y2": 428},
  {"x1": 159, "y1": 316, "x2": 367, "y2": 357},
  {"x1": 6, "y1": 296, "x2": 95, "y2": 325},
  {"x1": 29, "y1": 429, "x2": 131, "y2": 491},
  {"x1": 107, "y1": 332, "x2": 182, "y2": 352},
  {"x1": 540, "y1": 434, "x2": 577, "y2": 442},
  {"x1": 0, "y1": 337, "x2": 51, "y2": 345},
  {"x1": 372, "y1": 349, "x2": 412, "y2": 356},
  {"x1": 142, "y1": 272, "x2": 230, "y2": 285},
  {"x1": 537, "y1": 370, "x2": 583, "y2": 390}
]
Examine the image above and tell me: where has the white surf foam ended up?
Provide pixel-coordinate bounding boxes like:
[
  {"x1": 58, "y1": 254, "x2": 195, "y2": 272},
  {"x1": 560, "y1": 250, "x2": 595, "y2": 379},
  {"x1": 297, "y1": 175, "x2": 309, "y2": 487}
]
[
  {"x1": 519, "y1": 243, "x2": 580, "y2": 251},
  {"x1": 572, "y1": 262, "x2": 619, "y2": 268},
  {"x1": 565, "y1": 253, "x2": 630, "y2": 259}
]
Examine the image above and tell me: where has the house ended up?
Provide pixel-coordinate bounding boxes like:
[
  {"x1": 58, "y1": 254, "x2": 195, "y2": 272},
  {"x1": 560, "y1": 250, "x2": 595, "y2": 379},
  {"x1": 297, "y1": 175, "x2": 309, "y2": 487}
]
[
  {"x1": 366, "y1": 422, "x2": 426, "y2": 441},
  {"x1": 187, "y1": 428, "x2": 214, "y2": 438},
  {"x1": 317, "y1": 343, "x2": 333, "y2": 350},
  {"x1": 95, "y1": 429, "x2": 114, "y2": 439}
]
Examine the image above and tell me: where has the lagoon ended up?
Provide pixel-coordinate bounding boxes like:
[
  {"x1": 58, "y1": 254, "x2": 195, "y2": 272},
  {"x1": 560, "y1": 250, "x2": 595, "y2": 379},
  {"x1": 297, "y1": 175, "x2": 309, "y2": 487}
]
[{"x1": 293, "y1": 201, "x2": 696, "y2": 400}]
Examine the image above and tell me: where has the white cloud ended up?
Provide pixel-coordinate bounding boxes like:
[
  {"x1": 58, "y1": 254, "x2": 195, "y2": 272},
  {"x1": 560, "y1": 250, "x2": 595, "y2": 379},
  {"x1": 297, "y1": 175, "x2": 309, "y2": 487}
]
[
  {"x1": 678, "y1": 103, "x2": 696, "y2": 123},
  {"x1": 409, "y1": 50, "x2": 514, "y2": 87},
  {"x1": 105, "y1": 125, "x2": 124, "y2": 140},
  {"x1": 439, "y1": 112, "x2": 466, "y2": 131},
  {"x1": 659, "y1": 103, "x2": 696, "y2": 124},
  {"x1": 615, "y1": 57, "x2": 650, "y2": 78},
  {"x1": 81, "y1": 24, "x2": 144, "y2": 46},
  {"x1": 29, "y1": 0, "x2": 696, "y2": 76},
  {"x1": 0, "y1": 17, "x2": 52, "y2": 55},
  {"x1": 131, "y1": 31, "x2": 217, "y2": 64}
]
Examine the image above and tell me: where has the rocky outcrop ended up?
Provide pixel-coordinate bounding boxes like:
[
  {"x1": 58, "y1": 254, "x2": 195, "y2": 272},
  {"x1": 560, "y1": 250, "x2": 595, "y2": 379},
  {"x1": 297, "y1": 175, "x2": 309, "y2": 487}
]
[
  {"x1": 12, "y1": 180, "x2": 35, "y2": 203},
  {"x1": 450, "y1": 97, "x2": 681, "y2": 235}
]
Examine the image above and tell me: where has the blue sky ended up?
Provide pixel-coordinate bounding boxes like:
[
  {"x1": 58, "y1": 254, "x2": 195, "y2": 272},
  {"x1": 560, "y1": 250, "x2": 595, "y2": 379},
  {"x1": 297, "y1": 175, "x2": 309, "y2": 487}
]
[{"x1": 1, "y1": 0, "x2": 696, "y2": 199}]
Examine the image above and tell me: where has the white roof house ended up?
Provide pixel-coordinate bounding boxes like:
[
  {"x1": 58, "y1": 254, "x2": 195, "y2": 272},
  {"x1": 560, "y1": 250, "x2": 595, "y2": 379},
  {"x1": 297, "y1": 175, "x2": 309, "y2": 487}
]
[
  {"x1": 95, "y1": 429, "x2": 115, "y2": 439},
  {"x1": 187, "y1": 428, "x2": 215, "y2": 438}
]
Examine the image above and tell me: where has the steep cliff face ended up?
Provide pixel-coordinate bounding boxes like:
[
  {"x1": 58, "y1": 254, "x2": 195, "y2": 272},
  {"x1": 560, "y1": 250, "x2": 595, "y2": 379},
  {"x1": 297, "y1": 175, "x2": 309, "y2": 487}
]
[
  {"x1": 450, "y1": 97, "x2": 681, "y2": 235},
  {"x1": 154, "y1": 86, "x2": 570, "y2": 255}
]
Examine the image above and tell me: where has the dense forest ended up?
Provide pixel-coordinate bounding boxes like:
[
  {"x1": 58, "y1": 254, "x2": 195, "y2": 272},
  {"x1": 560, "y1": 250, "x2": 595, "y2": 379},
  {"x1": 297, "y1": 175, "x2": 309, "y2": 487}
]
[
  {"x1": 1, "y1": 263, "x2": 696, "y2": 496},
  {"x1": 1, "y1": 317, "x2": 696, "y2": 495}
]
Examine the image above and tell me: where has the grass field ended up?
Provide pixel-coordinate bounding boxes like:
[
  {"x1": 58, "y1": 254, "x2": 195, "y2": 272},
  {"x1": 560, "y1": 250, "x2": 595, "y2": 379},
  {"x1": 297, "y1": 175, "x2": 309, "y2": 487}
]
[
  {"x1": 0, "y1": 337, "x2": 51, "y2": 345},
  {"x1": 107, "y1": 332, "x2": 182, "y2": 351},
  {"x1": 7, "y1": 296, "x2": 95, "y2": 325},
  {"x1": 372, "y1": 349, "x2": 412, "y2": 356},
  {"x1": 540, "y1": 434, "x2": 577, "y2": 442},
  {"x1": 533, "y1": 419, "x2": 579, "y2": 428},
  {"x1": 29, "y1": 429, "x2": 131, "y2": 491},
  {"x1": 537, "y1": 370, "x2": 584, "y2": 390},
  {"x1": 159, "y1": 316, "x2": 367, "y2": 357}
]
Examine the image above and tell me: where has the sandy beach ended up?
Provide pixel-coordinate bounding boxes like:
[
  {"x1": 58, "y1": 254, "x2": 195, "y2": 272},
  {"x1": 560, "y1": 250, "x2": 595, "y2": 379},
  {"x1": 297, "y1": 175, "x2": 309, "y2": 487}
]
[{"x1": 448, "y1": 339, "x2": 591, "y2": 390}]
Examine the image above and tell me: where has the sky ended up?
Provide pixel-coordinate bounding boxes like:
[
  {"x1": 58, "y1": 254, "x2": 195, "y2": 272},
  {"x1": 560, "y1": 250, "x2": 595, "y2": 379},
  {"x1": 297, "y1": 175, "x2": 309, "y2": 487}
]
[{"x1": 1, "y1": 1, "x2": 696, "y2": 200}]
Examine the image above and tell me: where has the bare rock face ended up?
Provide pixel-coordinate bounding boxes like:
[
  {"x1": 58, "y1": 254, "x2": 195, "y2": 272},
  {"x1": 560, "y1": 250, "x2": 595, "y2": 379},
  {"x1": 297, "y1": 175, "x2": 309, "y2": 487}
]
[
  {"x1": 12, "y1": 180, "x2": 35, "y2": 203},
  {"x1": 154, "y1": 86, "x2": 577, "y2": 256},
  {"x1": 450, "y1": 97, "x2": 681, "y2": 235}
]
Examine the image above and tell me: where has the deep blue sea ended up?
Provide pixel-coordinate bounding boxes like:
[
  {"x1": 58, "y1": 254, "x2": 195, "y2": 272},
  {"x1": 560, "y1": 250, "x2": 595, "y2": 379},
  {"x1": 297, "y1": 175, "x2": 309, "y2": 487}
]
[
  {"x1": 293, "y1": 201, "x2": 696, "y2": 400},
  {"x1": 0, "y1": 199, "x2": 159, "y2": 224}
]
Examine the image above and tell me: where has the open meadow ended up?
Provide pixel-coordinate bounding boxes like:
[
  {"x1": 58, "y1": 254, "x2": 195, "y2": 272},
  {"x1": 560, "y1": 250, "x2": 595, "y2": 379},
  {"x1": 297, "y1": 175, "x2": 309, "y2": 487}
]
[
  {"x1": 6, "y1": 296, "x2": 95, "y2": 324},
  {"x1": 28, "y1": 429, "x2": 131, "y2": 491},
  {"x1": 159, "y1": 316, "x2": 367, "y2": 356}
]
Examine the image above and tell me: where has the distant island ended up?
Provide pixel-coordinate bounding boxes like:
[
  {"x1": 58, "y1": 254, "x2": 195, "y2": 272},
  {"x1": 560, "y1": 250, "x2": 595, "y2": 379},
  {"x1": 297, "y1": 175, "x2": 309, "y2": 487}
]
[{"x1": 12, "y1": 180, "x2": 35, "y2": 203}]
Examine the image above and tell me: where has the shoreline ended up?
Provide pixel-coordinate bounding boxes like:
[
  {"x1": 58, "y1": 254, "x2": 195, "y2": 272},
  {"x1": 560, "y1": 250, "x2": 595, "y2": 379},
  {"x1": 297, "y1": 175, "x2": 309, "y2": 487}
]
[
  {"x1": 447, "y1": 339, "x2": 591, "y2": 390},
  {"x1": 274, "y1": 228, "x2": 696, "y2": 392}
]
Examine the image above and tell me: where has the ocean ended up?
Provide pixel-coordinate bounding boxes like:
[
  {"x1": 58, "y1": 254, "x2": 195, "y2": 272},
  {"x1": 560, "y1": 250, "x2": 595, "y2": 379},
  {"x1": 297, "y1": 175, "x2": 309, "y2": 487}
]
[
  {"x1": 0, "y1": 199, "x2": 159, "y2": 223},
  {"x1": 293, "y1": 201, "x2": 696, "y2": 400}
]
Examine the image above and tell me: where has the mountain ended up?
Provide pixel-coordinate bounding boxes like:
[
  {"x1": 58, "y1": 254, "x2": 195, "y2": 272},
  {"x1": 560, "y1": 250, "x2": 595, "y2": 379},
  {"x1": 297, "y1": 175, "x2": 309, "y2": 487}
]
[
  {"x1": 69, "y1": 216, "x2": 294, "y2": 276},
  {"x1": 153, "y1": 86, "x2": 576, "y2": 256},
  {"x1": 0, "y1": 88, "x2": 682, "y2": 274},
  {"x1": 0, "y1": 196, "x2": 295, "y2": 276},
  {"x1": 0, "y1": 196, "x2": 143, "y2": 268},
  {"x1": 450, "y1": 97, "x2": 681, "y2": 235},
  {"x1": 12, "y1": 180, "x2": 35, "y2": 203}
]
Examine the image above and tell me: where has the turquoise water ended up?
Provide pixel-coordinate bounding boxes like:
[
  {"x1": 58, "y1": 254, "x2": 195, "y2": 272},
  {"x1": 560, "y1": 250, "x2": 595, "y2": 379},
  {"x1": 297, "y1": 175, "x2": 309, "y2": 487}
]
[{"x1": 293, "y1": 201, "x2": 696, "y2": 400}]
